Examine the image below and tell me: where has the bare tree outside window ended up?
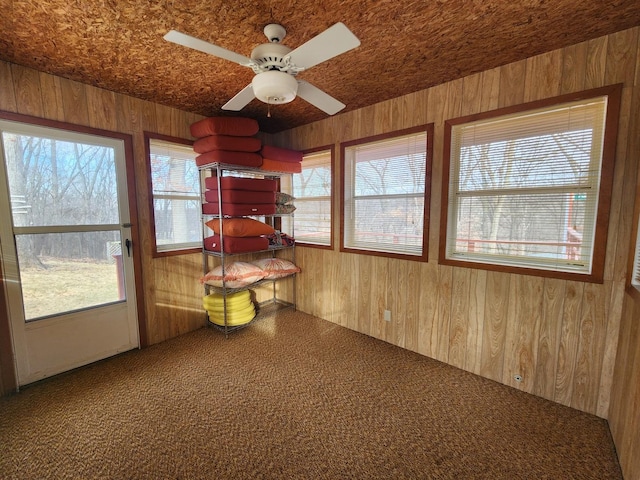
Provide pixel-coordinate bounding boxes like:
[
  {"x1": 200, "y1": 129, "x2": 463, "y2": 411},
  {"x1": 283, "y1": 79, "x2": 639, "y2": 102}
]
[
  {"x1": 4, "y1": 133, "x2": 119, "y2": 264},
  {"x1": 455, "y1": 131, "x2": 592, "y2": 261}
]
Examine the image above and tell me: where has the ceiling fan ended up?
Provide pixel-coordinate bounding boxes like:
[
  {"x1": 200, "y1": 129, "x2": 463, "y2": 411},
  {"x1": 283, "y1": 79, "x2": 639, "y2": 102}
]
[{"x1": 164, "y1": 22, "x2": 360, "y2": 115}]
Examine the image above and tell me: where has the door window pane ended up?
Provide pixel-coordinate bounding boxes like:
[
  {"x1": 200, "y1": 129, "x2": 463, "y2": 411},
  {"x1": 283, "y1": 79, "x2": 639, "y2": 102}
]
[
  {"x1": 2, "y1": 132, "x2": 119, "y2": 227},
  {"x1": 15, "y1": 231, "x2": 125, "y2": 321}
]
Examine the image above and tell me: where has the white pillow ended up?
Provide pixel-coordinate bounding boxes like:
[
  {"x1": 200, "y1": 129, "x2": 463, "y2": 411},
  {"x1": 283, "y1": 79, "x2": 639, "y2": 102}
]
[
  {"x1": 251, "y1": 258, "x2": 301, "y2": 279},
  {"x1": 200, "y1": 262, "x2": 266, "y2": 288}
]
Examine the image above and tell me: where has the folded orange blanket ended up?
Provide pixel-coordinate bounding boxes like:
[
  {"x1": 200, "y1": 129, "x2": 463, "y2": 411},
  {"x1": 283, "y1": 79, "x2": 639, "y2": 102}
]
[{"x1": 260, "y1": 158, "x2": 302, "y2": 174}]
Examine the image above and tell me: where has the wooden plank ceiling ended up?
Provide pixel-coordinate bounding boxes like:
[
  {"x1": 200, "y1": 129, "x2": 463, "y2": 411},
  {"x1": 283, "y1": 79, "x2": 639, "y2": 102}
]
[{"x1": 1, "y1": 0, "x2": 639, "y2": 133}]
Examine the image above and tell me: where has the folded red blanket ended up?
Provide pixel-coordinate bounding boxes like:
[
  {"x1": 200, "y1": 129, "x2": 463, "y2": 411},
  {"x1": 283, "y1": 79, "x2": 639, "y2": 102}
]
[
  {"x1": 204, "y1": 235, "x2": 269, "y2": 254},
  {"x1": 190, "y1": 117, "x2": 259, "y2": 138},
  {"x1": 202, "y1": 202, "x2": 277, "y2": 216},
  {"x1": 204, "y1": 176, "x2": 277, "y2": 192},
  {"x1": 193, "y1": 135, "x2": 262, "y2": 154},
  {"x1": 261, "y1": 158, "x2": 302, "y2": 173},
  {"x1": 196, "y1": 150, "x2": 263, "y2": 168},
  {"x1": 204, "y1": 189, "x2": 276, "y2": 204},
  {"x1": 261, "y1": 145, "x2": 303, "y2": 163}
]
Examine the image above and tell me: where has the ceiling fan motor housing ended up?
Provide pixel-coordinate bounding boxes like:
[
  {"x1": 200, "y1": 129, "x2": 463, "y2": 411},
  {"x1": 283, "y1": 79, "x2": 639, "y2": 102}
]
[
  {"x1": 252, "y1": 70, "x2": 298, "y2": 104},
  {"x1": 250, "y1": 43, "x2": 293, "y2": 73}
]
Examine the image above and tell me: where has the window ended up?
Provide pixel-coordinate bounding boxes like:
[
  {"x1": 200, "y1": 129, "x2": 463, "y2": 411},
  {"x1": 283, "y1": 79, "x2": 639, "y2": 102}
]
[
  {"x1": 146, "y1": 133, "x2": 201, "y2": 255},
  {"x1": 341, "y1": 126, "x2": 431, "y2": 260},
  {"x1": 289, "y1": 147, "x2": 333, "y2": 247},
  {"x1": 632, "y1": 210, "x2": 640, "y2": 292},
  {"x1": 441, "y1": 85, "x2": 622, "y2": 282}
]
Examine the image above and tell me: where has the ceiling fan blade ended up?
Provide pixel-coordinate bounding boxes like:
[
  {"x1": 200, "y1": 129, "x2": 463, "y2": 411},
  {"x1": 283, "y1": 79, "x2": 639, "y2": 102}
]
[
  {"x1": 164, "y1": 30, "x2": 253, "y2": 66},
  {"x1": 296, "y1": 81, "x2": 345, "y2": 115},
  {"x1": 222, "y1": 84, "x2": 255, "y2": 111},
  {"x1": 287, "y1": 22, "x2": 360, "y2": 70}
]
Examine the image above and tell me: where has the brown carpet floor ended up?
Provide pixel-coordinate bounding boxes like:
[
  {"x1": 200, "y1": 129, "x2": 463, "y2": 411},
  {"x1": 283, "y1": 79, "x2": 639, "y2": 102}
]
[{"x1": 0, "y1": 310, "x2": 623, "y2": 479}]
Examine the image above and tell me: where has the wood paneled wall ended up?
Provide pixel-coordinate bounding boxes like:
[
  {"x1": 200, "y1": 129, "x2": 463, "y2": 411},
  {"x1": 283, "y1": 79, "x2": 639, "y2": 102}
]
[
  {"x1": 0, "y1": 59, "x2": 208, "y2": 393},
  {"x1": 271, "y1": 27, "x2": 640, "y2": 422},
  {"x1": 610, "y1": 290, "x2": 640, "y2": 479},
  {"x1": 0, "y1": 25, "x2": 638, "y2": 480},
  {"x1": 608, "y1": 28, "x2": 640, "y2": 477}
]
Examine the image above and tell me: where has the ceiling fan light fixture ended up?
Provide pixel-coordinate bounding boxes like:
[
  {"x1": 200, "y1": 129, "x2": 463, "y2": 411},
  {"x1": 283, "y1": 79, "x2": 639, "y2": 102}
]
[{"x1": 252, "y1": 71, "x2": 298, "y2": 105}]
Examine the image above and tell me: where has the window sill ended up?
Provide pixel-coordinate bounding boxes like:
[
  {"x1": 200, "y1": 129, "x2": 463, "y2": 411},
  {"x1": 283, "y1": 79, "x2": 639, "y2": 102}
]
[
  {"x1": 438, "y1": 256, "x2": 603, "y2": 283},
  {"x1": 153, "y1": 247, "x2": 202, "y2": 258},
  {"x1": 340, "y1": 246, "x2": 428, "y2": 262}
]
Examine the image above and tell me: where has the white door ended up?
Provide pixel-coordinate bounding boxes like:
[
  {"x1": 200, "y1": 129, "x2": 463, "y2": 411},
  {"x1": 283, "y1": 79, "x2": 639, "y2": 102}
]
[{"x1": 0, "y1": 119, "x2": 139, "y2": 386}]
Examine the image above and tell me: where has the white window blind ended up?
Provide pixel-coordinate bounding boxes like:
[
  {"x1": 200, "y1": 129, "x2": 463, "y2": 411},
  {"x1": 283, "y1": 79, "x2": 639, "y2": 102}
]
[
  {"x1": 290, "y1": 149, "x2": 332, "y2": 246},
  {"x1": 445, "y1": 96, "x2": 608, "y2": 274},
  {"x1": 632, "y1": 218, "x2": 640, "y2": 291},
  {"x1": 149, "y1": 138, "x2": 201, "y2": 252},
  {"x1": 343, "y1": 131, "x2": 428, "y2": 257}
]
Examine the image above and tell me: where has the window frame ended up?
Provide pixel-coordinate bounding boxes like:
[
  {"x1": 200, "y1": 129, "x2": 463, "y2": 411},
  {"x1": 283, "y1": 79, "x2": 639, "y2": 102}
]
[
  {"x1": 628, "y1": 174, "x2": 640, "y2": 298},
  {"x1": 340, "y1": 124, "x2": 433, "y2": 262},
  {"x1": 144, "y1": 132, "x2": 200, "y2": 257},
  {"x1": 439, "y1": 84, "x2": 623, "y2": 283},
  {"x1": 290, "y1": 145, "x2": 335, "y2": 250}
]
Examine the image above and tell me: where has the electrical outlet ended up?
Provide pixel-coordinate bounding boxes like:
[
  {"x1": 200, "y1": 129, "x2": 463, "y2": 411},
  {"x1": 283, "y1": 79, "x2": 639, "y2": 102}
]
[{"x1": 384, "y1": 310, "x2": 391, "y2": 322}]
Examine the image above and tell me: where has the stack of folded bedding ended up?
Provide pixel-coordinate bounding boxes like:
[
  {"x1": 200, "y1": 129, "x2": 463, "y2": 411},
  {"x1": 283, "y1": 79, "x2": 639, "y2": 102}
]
[
  {"x1": 275, "y1": 191, "x2": 296, "y2": 215},
  {"x1": 190, "y1": 117, "x2": 263, "y2": 168},
  {"x1": 260, "y1": 145, "x2": 303, "y2": 173}
]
